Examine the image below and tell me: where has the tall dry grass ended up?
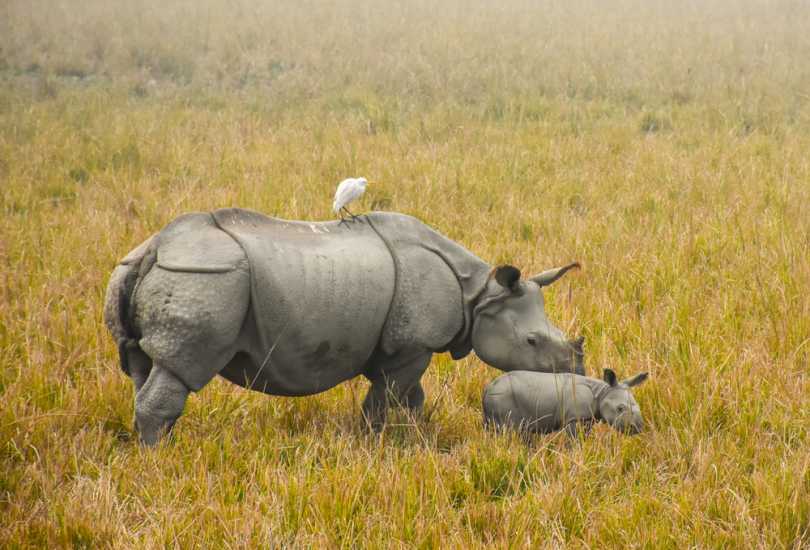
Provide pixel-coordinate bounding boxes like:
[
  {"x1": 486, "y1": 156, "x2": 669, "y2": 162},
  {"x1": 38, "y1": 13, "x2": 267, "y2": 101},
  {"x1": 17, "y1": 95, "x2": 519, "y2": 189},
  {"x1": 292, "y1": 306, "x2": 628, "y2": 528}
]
[{"x1": 1, "y1": 0, "x2": 809, "y2": 547}]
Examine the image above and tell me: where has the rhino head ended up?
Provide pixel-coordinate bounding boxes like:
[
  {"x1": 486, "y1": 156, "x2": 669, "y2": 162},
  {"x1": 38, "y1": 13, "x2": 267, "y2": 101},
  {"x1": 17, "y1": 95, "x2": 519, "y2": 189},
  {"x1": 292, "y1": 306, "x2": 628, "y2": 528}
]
[
  {"x1": 470, "y1": 263, "x2": 585, "y2": 375},
  {"x1": 597, "y1": 369, "x2": 649, "y2": 434}
]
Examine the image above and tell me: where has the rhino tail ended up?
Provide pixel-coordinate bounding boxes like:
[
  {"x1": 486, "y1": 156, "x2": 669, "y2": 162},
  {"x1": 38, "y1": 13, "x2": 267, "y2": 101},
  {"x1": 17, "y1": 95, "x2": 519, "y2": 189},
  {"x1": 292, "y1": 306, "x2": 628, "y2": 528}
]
[
  {"x1": 117, "y1": 338, "x2": 132, "y2": 376},
  {"x1": 116, "y1": 240, "x2": 158, "y2": 376}
]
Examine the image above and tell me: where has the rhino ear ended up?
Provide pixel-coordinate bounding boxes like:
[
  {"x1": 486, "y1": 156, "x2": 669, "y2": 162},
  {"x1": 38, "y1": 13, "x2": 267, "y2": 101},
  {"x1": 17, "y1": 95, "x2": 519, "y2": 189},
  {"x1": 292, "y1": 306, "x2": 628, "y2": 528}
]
[
  {"x1": 493, "y1": 265, "x2": 521, "y2": 291},
  {"x1": 530, "y1": 262, "x2": 580, "y2": 287},
  {"x1": 603, "y1": 369, "x2": 617, "y2": 387},
  {"x1": 623, "y1": 372, "x2": 649, "y2": 387},
  {"x1": 570, "y1": 335, "x2": 585, "y2": 352}
]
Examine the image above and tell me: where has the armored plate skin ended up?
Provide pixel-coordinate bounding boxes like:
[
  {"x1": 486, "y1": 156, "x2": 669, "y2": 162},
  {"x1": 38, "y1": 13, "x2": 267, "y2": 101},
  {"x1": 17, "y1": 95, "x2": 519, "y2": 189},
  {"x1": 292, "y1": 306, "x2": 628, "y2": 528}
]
[{"x1": 212, "y1": 209, "x2": 397, "y2": 395}]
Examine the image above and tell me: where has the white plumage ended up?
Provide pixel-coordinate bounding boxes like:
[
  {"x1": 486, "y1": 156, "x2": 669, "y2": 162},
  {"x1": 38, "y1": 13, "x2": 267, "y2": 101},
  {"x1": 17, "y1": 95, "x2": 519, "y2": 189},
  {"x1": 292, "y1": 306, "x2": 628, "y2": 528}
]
[{"x1": 332, "y1": 177, "x2": 368, "y2": 219}]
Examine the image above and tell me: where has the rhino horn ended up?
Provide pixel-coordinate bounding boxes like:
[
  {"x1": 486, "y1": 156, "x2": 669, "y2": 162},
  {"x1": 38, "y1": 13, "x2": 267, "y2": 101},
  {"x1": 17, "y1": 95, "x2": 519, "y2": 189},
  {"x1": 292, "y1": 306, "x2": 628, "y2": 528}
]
[{"x1": 530, "y1": 262, "x2": 580, "y2": 287}]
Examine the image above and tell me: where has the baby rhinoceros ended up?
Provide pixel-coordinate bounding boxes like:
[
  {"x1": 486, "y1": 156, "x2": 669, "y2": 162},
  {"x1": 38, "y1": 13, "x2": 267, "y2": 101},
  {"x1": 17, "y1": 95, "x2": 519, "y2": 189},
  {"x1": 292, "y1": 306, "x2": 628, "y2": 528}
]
[{"x1": 483, "y1": 369, "x2": 649, "y2": 436}]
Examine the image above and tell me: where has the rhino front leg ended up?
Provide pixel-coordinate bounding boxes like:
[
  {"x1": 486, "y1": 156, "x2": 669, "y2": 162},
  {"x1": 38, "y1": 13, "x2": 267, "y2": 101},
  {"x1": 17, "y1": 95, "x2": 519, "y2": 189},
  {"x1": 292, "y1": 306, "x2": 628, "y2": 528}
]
[
  {"x1": 362, "y1": 351, "x2": 431, "y2": 431},
  {"x1": 134, "y1": 365, "x2": 190, "y2": 446},
  {"x1": 402, "y1": 382, "x2": 425, "y2": 411}
]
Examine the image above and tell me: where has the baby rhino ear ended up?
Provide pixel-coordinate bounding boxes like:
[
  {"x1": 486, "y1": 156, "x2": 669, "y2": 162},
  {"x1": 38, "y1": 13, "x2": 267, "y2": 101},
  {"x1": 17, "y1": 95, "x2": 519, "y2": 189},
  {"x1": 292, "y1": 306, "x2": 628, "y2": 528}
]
[
  {"x1": 603, "y1": 369, "x2": 617, "y2": 387},
  {"x1": 623, "y1": 372, "x2": 649, "y2": 387}
]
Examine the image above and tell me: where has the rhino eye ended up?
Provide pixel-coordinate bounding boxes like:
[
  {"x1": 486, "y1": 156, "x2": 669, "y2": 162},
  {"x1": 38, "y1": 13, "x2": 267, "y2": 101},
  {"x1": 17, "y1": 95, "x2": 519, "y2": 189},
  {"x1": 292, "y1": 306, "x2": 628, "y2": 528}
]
[
  {"x1": 617, "y1": 404, "x2": 627, "y2": 413},
  {"x1": 526, "y1": 335, "x2": 538, "y2": 346}
]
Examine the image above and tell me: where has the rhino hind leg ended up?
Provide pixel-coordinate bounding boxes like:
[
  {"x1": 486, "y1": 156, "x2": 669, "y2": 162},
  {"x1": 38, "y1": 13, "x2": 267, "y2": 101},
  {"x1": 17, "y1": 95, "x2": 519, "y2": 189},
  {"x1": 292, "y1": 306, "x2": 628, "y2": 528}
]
[
  {"x1": 128, "y1": 267, "x2": 249, "y2": 444},
  {"x1": 135, "y1": 267, "x2": 250, "y2": 389},
  {"x1": 362, "y1": 351, "x2": 431, "y2": 431},
  {"x1": 135, "y1": 364, "x2": 190, "y2": 446}
]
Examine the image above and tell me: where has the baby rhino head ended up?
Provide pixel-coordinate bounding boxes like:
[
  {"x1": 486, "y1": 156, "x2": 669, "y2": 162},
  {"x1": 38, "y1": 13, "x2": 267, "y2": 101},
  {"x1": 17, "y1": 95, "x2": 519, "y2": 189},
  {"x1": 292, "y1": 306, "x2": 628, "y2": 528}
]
[{"x1": 597, "y1": 369, "x2": 649, "y2": 434}]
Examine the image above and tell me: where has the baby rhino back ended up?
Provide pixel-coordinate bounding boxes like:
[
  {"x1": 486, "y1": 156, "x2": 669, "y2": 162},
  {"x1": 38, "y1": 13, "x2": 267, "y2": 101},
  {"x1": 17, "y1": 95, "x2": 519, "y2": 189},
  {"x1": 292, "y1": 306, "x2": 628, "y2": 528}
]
[{"x1": 482, "y1": 371, "x2": 597, "y2": 434}]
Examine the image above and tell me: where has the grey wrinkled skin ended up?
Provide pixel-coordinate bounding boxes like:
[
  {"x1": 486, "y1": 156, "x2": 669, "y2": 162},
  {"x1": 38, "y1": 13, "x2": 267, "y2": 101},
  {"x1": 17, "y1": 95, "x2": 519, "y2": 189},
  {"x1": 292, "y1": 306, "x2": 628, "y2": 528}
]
[
  {"x1": 104, "y1": 208, "x2": 584, "y2": 445},
  {"x1": 482, "y1": 369, "x2": 649, "y2": 436}
]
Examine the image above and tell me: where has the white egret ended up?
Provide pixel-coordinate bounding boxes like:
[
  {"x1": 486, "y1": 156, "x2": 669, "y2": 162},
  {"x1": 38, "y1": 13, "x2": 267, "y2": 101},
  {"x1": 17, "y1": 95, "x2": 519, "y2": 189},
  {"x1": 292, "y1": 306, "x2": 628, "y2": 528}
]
[{"x1": 332, "y1": 177, "x2": 368, "y2": 222}]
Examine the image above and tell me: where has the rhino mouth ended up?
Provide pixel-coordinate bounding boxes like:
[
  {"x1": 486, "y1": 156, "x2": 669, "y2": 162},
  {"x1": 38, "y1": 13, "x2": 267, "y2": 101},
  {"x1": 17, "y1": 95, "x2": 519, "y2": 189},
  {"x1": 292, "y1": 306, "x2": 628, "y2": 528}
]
[
  {"x1": 615, "y1": 416, "x2": 643, "y2": 435},
  {"x1": 624, "y1": 422, "x2": 642, "y2": 435}
]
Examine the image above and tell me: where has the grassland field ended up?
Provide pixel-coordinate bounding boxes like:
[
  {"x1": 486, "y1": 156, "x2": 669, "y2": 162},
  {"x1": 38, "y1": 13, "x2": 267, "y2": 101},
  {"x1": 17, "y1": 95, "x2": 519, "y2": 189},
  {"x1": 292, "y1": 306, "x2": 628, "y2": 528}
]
[{"x1": 1, "y1": 0, "x2": 809, "y2": 547}]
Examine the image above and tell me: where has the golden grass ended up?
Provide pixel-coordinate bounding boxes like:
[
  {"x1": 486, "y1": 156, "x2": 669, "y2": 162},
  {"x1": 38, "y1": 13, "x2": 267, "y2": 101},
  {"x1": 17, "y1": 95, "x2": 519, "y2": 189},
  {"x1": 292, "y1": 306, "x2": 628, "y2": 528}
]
[{"x1": 1, "y1": 0, "x2": 809, "y2": 547}]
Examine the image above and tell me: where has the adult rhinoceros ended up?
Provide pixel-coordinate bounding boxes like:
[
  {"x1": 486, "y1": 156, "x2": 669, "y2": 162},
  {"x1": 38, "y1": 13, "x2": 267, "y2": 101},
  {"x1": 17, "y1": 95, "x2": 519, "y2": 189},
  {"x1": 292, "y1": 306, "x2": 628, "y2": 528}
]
[{"x1": 104, "y1": 208, "x2": 583, "y2": 444}]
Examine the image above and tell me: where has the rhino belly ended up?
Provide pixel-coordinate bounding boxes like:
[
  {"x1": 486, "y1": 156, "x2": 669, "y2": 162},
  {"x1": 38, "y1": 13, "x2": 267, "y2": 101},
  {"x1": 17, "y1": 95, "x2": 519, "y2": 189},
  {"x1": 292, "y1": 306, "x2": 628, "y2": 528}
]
[{"x1": 231, "y1": 225, "x2": 396, "y2": 396}]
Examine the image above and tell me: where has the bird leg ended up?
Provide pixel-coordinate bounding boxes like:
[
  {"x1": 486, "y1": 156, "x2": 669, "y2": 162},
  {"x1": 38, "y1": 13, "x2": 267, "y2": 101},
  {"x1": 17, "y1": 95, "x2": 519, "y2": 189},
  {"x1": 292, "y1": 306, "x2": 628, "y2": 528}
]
[
  {"x1": 342, "y1": 206, "x2": 360, "y2": 221},
  {"x1": 338, "y1": 208, "x2": 353, "y2": 228}
]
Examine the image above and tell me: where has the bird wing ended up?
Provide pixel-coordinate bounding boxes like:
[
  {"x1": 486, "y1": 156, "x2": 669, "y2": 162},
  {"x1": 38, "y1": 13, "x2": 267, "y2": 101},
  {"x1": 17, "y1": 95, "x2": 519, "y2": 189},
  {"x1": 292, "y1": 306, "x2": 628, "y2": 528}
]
[
  {"x1": 333, "y1": 179, "x2": 353, "y2": 212},
  {"x1": 333, "y1": 178, "x2": 365, "y2": 212},
  {"x1": 344, "y1": 181, "x2": 365, "y2": 203}
]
